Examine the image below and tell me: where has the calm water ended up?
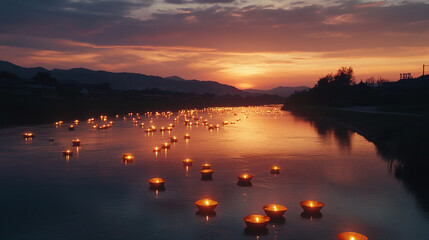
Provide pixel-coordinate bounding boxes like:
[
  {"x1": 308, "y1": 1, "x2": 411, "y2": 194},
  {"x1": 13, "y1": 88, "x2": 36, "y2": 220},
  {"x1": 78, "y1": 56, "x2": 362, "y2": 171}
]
[{"x1": 1, "y1": 106, "x2": 428, "y2": 240}]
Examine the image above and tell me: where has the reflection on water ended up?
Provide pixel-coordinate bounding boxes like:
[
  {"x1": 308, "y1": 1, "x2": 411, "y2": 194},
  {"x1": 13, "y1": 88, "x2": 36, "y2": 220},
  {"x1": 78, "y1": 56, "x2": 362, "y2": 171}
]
[
  {"x1": 296, "y1": 112, "x2": 429, "y2": 220},
  {"x1": 0, "y1": 106, "x2": 429, "y2": 239}
]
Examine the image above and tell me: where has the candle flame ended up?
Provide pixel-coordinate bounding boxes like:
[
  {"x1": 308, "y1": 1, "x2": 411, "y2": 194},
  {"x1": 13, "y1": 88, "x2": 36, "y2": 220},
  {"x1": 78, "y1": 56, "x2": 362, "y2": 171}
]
[
  {"x1": 206, "y1": 200, "x2": 209, "y2": 206},
  {"x1": 310, "y1": 202, "x2": 313, "y2": 207},
  {"x1": 351, "y1": 238, "x2": 355, "y2": 240},
  {"x1": 274, "y1": 206, "x2": 277, "y2": 211},
  {"x1": 255, "y1": 217, "x2": 259, "y2": 222}
]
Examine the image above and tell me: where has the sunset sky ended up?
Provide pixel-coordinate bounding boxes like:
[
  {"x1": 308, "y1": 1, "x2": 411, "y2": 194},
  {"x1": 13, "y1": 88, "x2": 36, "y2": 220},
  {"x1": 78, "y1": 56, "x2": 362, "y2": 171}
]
[{"x1": 1, "y1": 0, "x2": 428, "y2": 89}]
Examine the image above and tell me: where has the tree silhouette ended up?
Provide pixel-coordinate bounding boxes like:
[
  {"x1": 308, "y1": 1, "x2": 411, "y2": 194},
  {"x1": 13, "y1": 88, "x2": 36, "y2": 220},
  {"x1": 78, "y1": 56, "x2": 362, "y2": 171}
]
[{"x1": 32, "y1": 72, "x2": 58, "y2": 85}]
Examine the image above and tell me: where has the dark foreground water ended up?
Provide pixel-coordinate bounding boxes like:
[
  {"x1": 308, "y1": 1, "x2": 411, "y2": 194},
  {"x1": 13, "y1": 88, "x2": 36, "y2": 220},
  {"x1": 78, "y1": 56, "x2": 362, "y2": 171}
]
[{"x1": 1, "y1": 106, "x2": 428, "y2": 240}]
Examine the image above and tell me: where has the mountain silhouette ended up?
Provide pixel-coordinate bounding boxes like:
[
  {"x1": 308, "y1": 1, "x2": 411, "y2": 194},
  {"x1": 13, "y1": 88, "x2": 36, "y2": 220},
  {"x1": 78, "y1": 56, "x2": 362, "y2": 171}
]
[{"x1": 0, "y1": 60, "x2": 247, "y2": 96}]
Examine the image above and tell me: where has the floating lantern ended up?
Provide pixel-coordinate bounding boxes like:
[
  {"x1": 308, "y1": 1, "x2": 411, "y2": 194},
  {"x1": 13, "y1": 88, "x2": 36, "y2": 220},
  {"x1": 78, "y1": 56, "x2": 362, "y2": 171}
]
[
  {"x1": 195, "y1": 199, "x2": 218, "y2": 213},
  {"x1": 201, "y1": 163, "x2": 211, "y2": 170},
  {"x1": 145, "y1": 128, "x2": 152, "y2": 133},
  {"x1": 182, "y1": 158, "x2": 193, "y2": 166},
  {"x1": 162, "y1": 142, "x2": 171, "y2": 149},
  {"x1": 74, "y1": 120, "x2": 79, "y2": 124},
  {"x1": 140, "y1": 123, "x2": 145, "y2": 127},
  {"x1": 238, "y1": 174, "x2": 253, "y2": 183},
  {"x1": 169, "y1": 123, "x2": 175, "y2": 127},
  {"x1": 22, "y1": 132, "x2": 34, "y2": 138},
  {"x1": 208, "y1": 124, "x2": 214, "y2": 130},
  {"x1": 68, "y1": 125, "x2": 75, "y2": 130},
  {"x1": 151, "y1": 125, "x2": 157, "y2": 131},
  {"x1": 122, "y1": 153, "x2": 134, "y2": 162},
  {"x1": 243, "y1": 215, "x2": 270, "y2": 229},
  {"x1": 223, "y1": 121, "x2": 228, "y2": 125},
  {"x1": 148, "y1": 178, "x2": 165, "y2": 189},
  {"x1": 337, "y1": 232, "x2": 368, "y2": 240},
  {"x1": 270, "y1": 166, "x2": 280, "y2": 174},
  {"x1": 72, "y1": 139, "x2": 81, "y2": 146},
  {"x1": 160, "y1": 127, "x2": 166, "y2": 132},
  {"x1": 300, "y1": 200, "x2": 324, "y2": 213},
  {"x1": 263, "y1": 204, "x2": 287, "y2": 218},
  {"x1": 200, "y1": 169, "x2": 214, "y2": 180},
  {"x1": 170, "y1": 136, "x2": 178, "y2": 142},
  {"x1": 62, "y1": 150, "x2": 73, "y2": 156},
  {"x1": 92, "y1": 125, "x2": 97, "y2": 129},
  {"x1": 153, "y1": 147, "x2": 161, "y2": 152},
  {"x1": 166, "y1": 126, "x2": 173, "y2": 131},
  {"x1": 215, "y1": 124, "x2": 220, "y2": 129},
  {"x1": 184, "y1": 133, "x2": 191, "y2": 139}
]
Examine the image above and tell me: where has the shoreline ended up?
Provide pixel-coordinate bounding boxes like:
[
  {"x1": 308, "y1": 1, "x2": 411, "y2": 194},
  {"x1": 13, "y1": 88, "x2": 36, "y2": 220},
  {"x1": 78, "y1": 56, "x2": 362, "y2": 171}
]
[{"x1": 283, "y1": 105, "x2": 429, "y2": 178}]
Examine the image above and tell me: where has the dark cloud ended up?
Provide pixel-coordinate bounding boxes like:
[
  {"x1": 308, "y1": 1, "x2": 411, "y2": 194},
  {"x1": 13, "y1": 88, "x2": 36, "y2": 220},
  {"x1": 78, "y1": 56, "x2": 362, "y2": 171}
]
[
  {"x1": 0, "y1": 0, "x2": 428, "y2": 52},
  {"x1": 165, "y1": 0, "x2": 235, "y2": 4},
  {"x1": 194, "y1": 0, "x2": 235, "y2": 3}
]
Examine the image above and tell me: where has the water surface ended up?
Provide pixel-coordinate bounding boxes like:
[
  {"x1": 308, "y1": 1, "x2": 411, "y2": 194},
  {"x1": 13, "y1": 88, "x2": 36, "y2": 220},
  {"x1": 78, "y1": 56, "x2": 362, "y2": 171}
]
[{"x1": 1, "y1": 106, "x2": 428, "y2": 240}]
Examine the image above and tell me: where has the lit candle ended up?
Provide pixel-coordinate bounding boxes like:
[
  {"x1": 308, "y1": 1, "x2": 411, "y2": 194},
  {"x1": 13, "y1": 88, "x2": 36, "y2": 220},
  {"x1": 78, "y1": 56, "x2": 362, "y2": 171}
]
[
  {"x1": 72, "y1": 139, "x2": 81, "y2": 146},
  {"x1": 300, "y1": 200, "x2": 324, "y2": 213},
  {"x1": 182, "y1": 158, "x2": 193, "y2": 166},
  {"x1": 336, "y1": 232, "x2": 368, "y2": 240},
  {"x1": 237, "y1": 174, "x2": 253, "y2": 183},
  {"x1": 184, "y1": 133, "x2": 191, "y2": 139},
  {"x1": 153, "y1": 147, "x2": 161, "y2": 152},
  {"x1": 270, "y1": 166, "x2": 280, "y2": 174},
  {"x1": 201, "y1": 163, "x2": 211, "y2": 170},
  {"x1": 68, "y1": 125, "x2": 75, "y2": 130},
  {"x1": 162, "y1": 142, "x2": 171, "y2": 149},
  {"x1": 148, "y1": 178, "x2": 166, "y2": 189},
  {"x1": 62, "y1": 150, "x2": 73, "y2": 156},
  {"x1": 263, "y1": 204, "x2": 287, "y2": 218},
  {"x1": 22, "y1": 132, "x2": 34, "y2": 138},
  {"x1": 170, "y1": 136, "x2": 178, "y2": 142},
  {"x1": 122, "y1": 153, "x2": 134, "y2": 162},
  {"x1": 195, "y1": 199, "x2": 218, "y2": 213},
  {"x1": 243, "y1": 215, "x2": 270, "y2": 229}
]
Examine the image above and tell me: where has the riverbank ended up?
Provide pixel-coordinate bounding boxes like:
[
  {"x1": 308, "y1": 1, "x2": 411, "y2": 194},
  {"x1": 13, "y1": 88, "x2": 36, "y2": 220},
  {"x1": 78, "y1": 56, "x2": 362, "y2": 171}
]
[{"x1": 283, "y1": 105, "x2": 429, "y2": 178}]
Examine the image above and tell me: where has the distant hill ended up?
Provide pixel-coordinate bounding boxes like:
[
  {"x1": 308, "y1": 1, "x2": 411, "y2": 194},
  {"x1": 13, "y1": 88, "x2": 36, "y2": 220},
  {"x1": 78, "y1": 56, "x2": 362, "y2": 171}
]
[
  {"x1": 0, "y1": 61, "x2": 246, "y2": 96},
  {"x1": 245, "y1": 86, "x2": 309, "y2": 98}
]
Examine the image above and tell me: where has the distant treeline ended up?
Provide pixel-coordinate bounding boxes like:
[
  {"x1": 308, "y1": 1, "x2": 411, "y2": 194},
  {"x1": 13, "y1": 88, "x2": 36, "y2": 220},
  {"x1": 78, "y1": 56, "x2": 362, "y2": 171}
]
[
  {"x1": 0, "y1": 71, "x2": 284, "y2": 127},
  {"x1": 283, "y1": 67, "x2": 429, "y2": 112}
]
